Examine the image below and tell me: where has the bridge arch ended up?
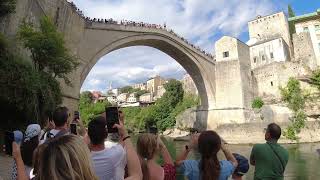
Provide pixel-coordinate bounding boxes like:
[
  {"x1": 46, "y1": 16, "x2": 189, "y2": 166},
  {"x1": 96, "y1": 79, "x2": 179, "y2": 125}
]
[{"x1": 80, "y1": 33, "x2": 212, "y2": 108}]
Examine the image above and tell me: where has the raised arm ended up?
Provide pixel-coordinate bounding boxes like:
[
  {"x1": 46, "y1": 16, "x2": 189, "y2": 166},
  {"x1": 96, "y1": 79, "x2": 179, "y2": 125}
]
[
  {"x1": 175, "y1": 133, "x2": 199, "y2": 166},
  {"x1": 114, "y1": 121, "x2": 142, "y2": 180},
  {"x1": 12, "y1": 142, "x2": 29, "y2": 180},
  {"x1": 158, "y1": 136, "x2": 174, "y2": 165},
  {"x1": 221, "y1": 143, "x2": 238, "y2": 167}
]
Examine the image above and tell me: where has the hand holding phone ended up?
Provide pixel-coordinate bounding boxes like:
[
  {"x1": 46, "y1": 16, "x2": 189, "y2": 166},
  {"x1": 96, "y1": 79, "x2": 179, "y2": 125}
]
[
  {"x1": 70, "y1": 123, "x2": 77, "y2": 135},
  {"x1": 106, "y1": 107, "x2": 120, "y2": 133},
  {"x1": 5, "y1": 131, "x2": 14, "y2": 156}
]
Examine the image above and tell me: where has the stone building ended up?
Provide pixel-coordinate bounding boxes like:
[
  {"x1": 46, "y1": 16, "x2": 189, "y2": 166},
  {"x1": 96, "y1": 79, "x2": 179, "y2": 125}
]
[
  {"x1": 139, "y1": 93, "x2": 153, "y2": 102},
  {"x1": 154, "y1": 85, "x2": 166, "y2": 100},
  {"x1": 289, "y1": 9, "x2": 320, "y2": 67},
  {"x1": 117, "y1": 93, "x2": 128, "y2": 103},
  {"x1": 131, "y1": 83, "x2": 147, "y2": 90},
  {"x1": 248, "y1": 37, "x2": 290, "y2": 69},
  {"x1": 146, "y1": 75, "x2": 166, "y2": 96},
  {"x1": 181, "y1": 74, "x2": 198, "y2": 95},
  {"x1": 247, "y1": 12, "x2": 293, "y2": 57},
  {"x1": 127, "y1": 92, "x2": 138, "y2": 103}
]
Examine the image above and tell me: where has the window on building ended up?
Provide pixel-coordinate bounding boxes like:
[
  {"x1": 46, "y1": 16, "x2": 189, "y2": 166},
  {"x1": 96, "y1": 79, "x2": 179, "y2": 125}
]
[
  {"x1": 270, "y1": 52, "x2": 274, "y2": 59},
  {"x1": 315, "y1": 24, "x2": 320, "y2": 31},
  {"x1": 253, "y1": 57, "x2": 257, "y2": 63},
  {"x1": 271, "y1": 81, "x2": 273, "y2": 86},
  {"x1": 303, "y1": 26, "x2": 309, "y2": 32},
  {"x1": 262, "y1": 55, "x2": 265, "y2": 61},
  {"x1": 223, "y1": 51, "x2": 229, "y2": 58}
]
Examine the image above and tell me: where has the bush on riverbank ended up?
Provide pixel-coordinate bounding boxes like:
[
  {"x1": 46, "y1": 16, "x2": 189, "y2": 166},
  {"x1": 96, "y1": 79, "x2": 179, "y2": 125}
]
[{"x1": 280, "y1": 77, "x2": 307, "y2": 140}]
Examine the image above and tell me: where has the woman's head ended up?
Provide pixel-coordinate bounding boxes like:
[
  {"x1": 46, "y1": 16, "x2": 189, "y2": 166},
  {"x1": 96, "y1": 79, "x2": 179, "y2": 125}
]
[
  {"x1": 36, "y1": 135, "x2": 97, "y2": 180},
  {"x1": 137, "y1": 133, "x2": 159, "y2": 160},
  {"x1": 198, "y1": 131, "x2": 221, "y2": 180},
  {"x1": 21, "y1": 124, "x2": 41, "y2": 167},
  {"x1": 136, "y1": 133, "x2": 159, "y2": 180}
]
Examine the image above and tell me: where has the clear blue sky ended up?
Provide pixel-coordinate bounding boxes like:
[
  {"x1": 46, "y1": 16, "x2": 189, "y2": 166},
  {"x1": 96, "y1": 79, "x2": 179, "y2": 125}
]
[{"x1": 72, "y1": 0, "x2": 320, "y2": 92}]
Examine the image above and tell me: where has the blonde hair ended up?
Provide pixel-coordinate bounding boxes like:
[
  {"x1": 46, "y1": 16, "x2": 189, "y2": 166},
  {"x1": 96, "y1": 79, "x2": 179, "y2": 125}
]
[
  {"x1": 136, "y1": 133, "x2": 159, "y2": 180},
  {"x1": 35, "y1": 135, "x2": 98, "y2": 180}
]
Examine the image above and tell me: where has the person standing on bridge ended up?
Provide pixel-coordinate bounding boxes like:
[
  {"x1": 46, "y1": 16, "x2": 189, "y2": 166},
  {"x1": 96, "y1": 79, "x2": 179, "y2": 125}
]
[{"x1": 250, "y1": 123, "x2": 289, "y2": 180}]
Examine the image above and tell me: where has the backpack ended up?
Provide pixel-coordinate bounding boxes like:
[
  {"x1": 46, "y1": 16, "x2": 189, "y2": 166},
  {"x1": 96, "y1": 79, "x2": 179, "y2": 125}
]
[{"x1": 40, "y1": 129, "x2": 69, "y2": 144}]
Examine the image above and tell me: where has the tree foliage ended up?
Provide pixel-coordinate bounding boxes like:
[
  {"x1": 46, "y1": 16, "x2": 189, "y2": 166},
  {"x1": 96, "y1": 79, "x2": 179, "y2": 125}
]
[
  {"x1": 122, "y1": 81, "x2": 199, "y2": 132},
  {"x1": 0, "y1": 43, "x2": 62, "y2": 129},
  {"x1": 79, "y1": 91, "x2": 111, "y2": 125},
  {"x1": 119, "y1": 86, "x2": 134, "y2": 94},
  {"x1": 0, "y1": 0, "x2": 16, "y2": 17},
  {"x1": 251, "y1": 97, "x2": 264, "y2": 109},
  {"x1": 280, "y1": 78, "x2": 305, "y2": 112},
  {"x1": 310, "y1": 69, "x2": 320, "y2": 91},
  {"x1": 18, "y1": 16, "x2": 79, "y2": 85},
  {"x1": 280, "y1": 78, "x2": 307, "y2": 140},
  {"x1": 288, "y1": 5, "x2": 295, "y2": 18},
  {"x1": 288, "y1": 5, "x2": 296, "y2": 36}
]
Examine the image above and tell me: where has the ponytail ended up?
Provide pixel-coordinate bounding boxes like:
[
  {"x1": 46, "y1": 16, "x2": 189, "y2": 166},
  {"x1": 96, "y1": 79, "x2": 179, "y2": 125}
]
[
  {"x1": 140, "y1": 157, "x2": 150, "y2": 180},
  {"x1": 198, "y1": 131, "x2": 222, "y2": 180},
  {"x1": 200, "y1": 155, "x2": 220, "y2": 180}
]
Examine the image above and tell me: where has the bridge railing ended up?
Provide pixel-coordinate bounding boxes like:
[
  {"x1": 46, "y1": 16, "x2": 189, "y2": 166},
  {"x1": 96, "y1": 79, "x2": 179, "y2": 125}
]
[{"x1": 66, "y1": 0, "x2": 215, "y2": 61}]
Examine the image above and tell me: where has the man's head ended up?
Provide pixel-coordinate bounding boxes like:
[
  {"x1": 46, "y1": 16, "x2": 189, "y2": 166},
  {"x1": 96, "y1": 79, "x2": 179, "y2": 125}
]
[
  {"x1": 265, "y1": 123, "x2": 281, "y2": 141},
  {"x1": 88, "y1": 116, "x2": 107, "y2": 145},
  {"x1": 53, "y1": 107, "x2": 69, "y2": 128},
  {"x1": 232, "y1": 153, "x2": 249, "y2": 179}
]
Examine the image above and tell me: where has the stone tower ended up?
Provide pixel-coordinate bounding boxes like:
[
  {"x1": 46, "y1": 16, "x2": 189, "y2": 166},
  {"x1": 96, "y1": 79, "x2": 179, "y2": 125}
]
[
  {"x1": 248, "y1": 12, "x2": 293, "y2": 58},
  {"x1": 213, "y1": 36, "x2": 253, "y2": 125}
]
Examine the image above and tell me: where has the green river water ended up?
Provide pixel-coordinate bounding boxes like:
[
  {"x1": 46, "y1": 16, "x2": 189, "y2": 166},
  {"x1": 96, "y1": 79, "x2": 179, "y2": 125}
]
[{"x1": 132, "y1": 136, "x2": 320, "y2": 180}]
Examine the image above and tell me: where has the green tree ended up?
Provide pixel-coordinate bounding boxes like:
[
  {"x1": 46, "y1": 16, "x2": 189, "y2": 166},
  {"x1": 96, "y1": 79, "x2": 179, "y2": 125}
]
[
  {"x1": 161, "y1": 79, "x2": 184, "y2": 108},
  {"x1": 280, "y1": 78, "x2": 305, "y2": 112},
  {"x1": 310, "y1": 69, "x2": 320, "y2": 91},
  {"x1": 280, "y1": 78, "x2": 307, "y2": 140},
  {"x1": 0, "y1": 0, "x2": 16, "y2": 17},
  {"x1": 80, "y1": 91, "x2": 93, "y2": 106},
  {"x1": 288, "y1": 5, "x2": 295, "y2": 18},
  {"x1": 288, "y1": 5, "x2": 296, "y2": 36},
  {"x1": 19, "y1": 16, "x2": 79, "y2": 84},
  {"x1": 136, "y1": 89, "x2": 149, "y2": 98},
  {"x1": 251, "y1": 97, "x2": 264, "y2": 109},
  {"x1": 119, "y1": 86, "x2": 134, "y2": 93}
]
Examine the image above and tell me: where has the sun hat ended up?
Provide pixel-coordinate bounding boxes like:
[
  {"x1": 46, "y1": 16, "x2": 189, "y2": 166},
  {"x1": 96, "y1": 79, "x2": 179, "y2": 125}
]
[
  {"x1": 232, "y1": 153, "x2": 249, "y2": 176},
  {"x1": 24, "y1": 124, "x2": 41, "y2": 142}
]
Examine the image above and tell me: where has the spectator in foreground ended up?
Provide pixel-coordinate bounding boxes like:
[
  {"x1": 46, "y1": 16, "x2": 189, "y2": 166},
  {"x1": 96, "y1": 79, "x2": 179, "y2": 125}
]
[
  {"x1": 88, "y1": 116, "x2": 127, "y2": 180},
  {"x1": 40, "y1": 107, "x2": 70, "y2": 143},
  {"x1": 175, "y1": 131, "x2": 238, "y2": 180},
  {"x1": 250, "y1": 123, "x2": 289, "y2": 180},
  {"x1": 231, "y1": 153, "x2": 249, "y2": 180},
  {"x1": 13, "y1": 135, "x2": 98, "y2": 180},
  {"x1": 88, "y1": 113, "x2": 142, "y2": 180},
  {"x1": 11, "y1": 124, "x2": 41, "y2": 179},
  {"x1": 136, "y1": 133, "x2": 175, "y2": 180}
]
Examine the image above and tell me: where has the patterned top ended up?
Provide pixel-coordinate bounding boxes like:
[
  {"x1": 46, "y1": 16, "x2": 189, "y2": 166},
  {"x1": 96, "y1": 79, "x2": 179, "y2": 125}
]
[{"x1": 163, "y1": 163, "x2": 176, "y2": 180}]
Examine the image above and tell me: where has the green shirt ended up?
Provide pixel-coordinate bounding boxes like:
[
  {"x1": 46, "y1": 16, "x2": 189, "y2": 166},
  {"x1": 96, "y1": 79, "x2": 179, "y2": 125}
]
[{"x1": 250, "y1": 142, "x2": 289, "y2": 180}]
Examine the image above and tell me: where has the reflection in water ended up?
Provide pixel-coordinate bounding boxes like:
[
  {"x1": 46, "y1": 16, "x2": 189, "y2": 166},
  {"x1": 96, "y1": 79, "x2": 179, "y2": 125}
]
[{"x1": 138, "y1": 136, "x2": 320, "y2": 180}]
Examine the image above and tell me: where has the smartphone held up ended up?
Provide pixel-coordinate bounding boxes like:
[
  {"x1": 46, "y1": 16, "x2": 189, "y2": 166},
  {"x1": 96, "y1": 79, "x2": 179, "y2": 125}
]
[{"x1": 105, "y1": 106, "x2": 120, "y2": 133}]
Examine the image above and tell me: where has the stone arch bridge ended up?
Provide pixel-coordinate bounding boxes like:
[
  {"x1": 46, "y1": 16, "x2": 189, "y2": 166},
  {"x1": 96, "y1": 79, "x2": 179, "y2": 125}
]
[{"x1": 1, "y1": 0, "x2": 251, "y2": 129}]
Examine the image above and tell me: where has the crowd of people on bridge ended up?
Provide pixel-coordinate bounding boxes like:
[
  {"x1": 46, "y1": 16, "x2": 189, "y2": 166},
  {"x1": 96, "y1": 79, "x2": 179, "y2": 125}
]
[
  {"x1": 67, "y1": 1, "x2": 214, "y2": 60},
  {"x1": 3, "y1": 105, "x2": 291, "y2": 180}
]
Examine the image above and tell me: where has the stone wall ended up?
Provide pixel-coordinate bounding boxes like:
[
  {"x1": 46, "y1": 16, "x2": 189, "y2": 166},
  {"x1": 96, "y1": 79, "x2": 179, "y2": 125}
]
[
  {"x1": 292, "y1": 32, "x2": 317, "y2": 70},
  {"x1": 252, "y1": 62, "x2": 308, "y2": 100}
]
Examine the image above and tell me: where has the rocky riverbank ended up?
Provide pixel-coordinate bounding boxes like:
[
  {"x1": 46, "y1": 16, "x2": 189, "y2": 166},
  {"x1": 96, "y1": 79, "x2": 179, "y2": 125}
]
[{"x1": 163, "y1": 121, "x2": 320, "y2": 144}]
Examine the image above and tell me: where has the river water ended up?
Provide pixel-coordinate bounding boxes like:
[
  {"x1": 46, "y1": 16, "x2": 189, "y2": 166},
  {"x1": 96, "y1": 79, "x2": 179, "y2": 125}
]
[{"x1": 131, "y1": 136, "x2": 320, "y2": 180}]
